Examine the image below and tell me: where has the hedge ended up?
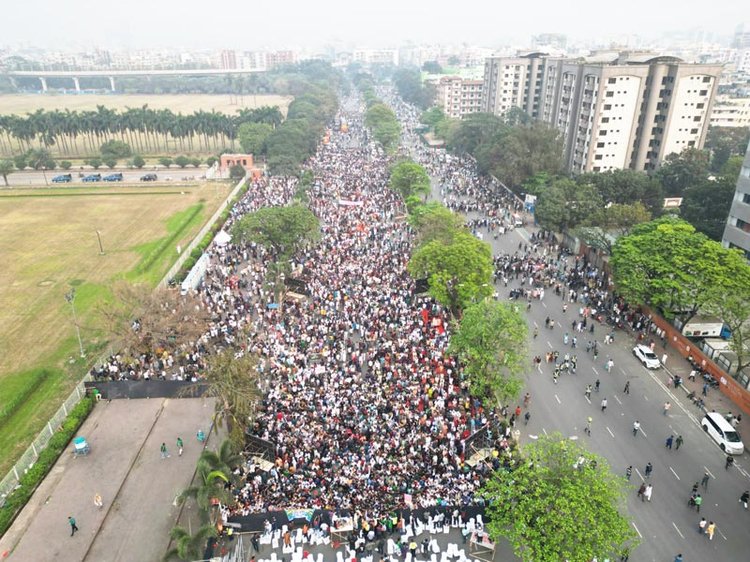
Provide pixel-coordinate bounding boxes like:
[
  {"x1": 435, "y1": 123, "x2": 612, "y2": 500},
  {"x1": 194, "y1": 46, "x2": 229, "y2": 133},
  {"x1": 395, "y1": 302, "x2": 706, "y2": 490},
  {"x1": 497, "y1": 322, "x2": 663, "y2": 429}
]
[
  {"x1": 0, "y1": 369, "x2": 51, "y2": 429},
  {"x1": 0, "y1": 396, "x2": 95, "y2": 537}
]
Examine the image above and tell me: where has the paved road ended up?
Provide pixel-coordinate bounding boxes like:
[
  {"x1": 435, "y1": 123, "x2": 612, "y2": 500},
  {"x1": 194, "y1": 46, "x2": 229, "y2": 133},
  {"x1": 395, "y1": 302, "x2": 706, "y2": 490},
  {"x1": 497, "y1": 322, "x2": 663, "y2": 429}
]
[
  {"x1": 460, "y1": 204, "x2": 750, "y2": 561},
  {"x1": 5, "y1": 168, "x2": 204, "y2": 187}
]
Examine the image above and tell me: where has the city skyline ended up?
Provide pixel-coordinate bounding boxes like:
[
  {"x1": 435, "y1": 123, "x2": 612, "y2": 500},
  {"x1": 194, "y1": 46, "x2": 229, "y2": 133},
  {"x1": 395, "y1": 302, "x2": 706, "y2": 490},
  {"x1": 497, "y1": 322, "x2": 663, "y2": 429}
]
[{"x1": 3, "y1": 0, "x2": 746, "y2": 52}]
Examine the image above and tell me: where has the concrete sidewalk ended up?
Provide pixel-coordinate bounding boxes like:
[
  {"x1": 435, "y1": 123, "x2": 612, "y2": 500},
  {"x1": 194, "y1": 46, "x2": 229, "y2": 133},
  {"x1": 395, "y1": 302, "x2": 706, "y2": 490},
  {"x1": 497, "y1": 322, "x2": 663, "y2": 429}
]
[{"x1": 0, "y1": 397, "x2": 216, "y2": 562}]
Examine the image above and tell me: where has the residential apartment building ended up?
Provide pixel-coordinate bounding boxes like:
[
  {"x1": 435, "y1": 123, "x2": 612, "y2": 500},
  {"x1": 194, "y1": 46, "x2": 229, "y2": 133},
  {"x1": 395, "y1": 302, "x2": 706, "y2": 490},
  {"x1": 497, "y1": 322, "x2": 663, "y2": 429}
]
[
  {"x1": 220, "y1": 50, "x2": 237, "y2": 70},
  {"x1": 353, "y1": 49, "x2": 399, "y2": 66},
  {"x1": 482, "y1": 52, "x2": 723, "y2": 173},
  {"x1": 435, "y1": 76, "x2": 483, "y2": 119},
  {"x1": 710, "y1": 96, "x2": 750, "y2": 127},
  {"x1": 722, "y1": 141, "x2": 750, "y2": 257}
]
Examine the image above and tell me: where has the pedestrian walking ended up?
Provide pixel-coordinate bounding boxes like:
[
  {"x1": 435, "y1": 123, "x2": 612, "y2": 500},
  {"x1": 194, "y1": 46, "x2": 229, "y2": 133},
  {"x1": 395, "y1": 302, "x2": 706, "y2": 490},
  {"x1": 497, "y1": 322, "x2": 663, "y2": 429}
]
[
  {"x1": 160, "y1": 442, "x2": 170, "y2": 459},
  {"x1": 601, "y1": 398, "x2": 608, "y2": 412},
  {"x1": 605, "y1": 358, "x2": 614, "y2": 372},
  {"x1": 524, "y1": 411, "x2": 531, "y2": 425},
  {"x1": 585, "y1": 416, "x2": 593, "y2": 436},
  {"x1": 94, "y1": 493, "x2": 103, "y2": 509},
  {"x1": 595, "y1": 379, "x2": 600, "y2": 392},
  {"x1": 691, "y1": 482, "x2": 699, "y2": 495},
  {"x1": 706, "y1": 521, "x2": 716, "y2": 540},
  {"x1": 623, "y1": 380, "x2": 630, "y2": 394},
  {"x1": 637, "y1": 483, "x2": 646, "y2": 501},
  {"x1": 665, "y1": 435, "x2": 674, "y2": 450},
  {"x1": 645, "y1": 462, "x2": 653, "y2": 478},
  {"x1": 740, "y1": 490, "x2": 749, "y2": 509},
  {"x1": 663, "y1": 401, "x2": 671, "y2": 415},
  {"x1": 523, "y1": 392, "x2": 531, "y2": 407},
  {"x1": 177, "y1": 437, "x2": 184, "y2": 457},
  {"x1": 68, "y1": 516, "x2": 79, "y2": 537},
  {"x1": 674, "y1": 554, "x2": 683, "y2": 562},
  {"x1": 625, "y1": 466, "x2": 632, "y2": 480},
  {"x1": 694, "y1": 494, "x2": 703, "y2": 513},
  {"x1": 701, "y1": 472, "x2": 710, "y2": 489},
  {"x1": 675, "y1": 435, "x2": 683, "y2": 450},
  {"x1": 585, "y1": 384, "x2": 592, "y2": 399},
  {"x1": 633, "y1": 420, "x2": 641, "y2": 436},
  {"x1": 644, "y1": 484, "x2": 653, "y2": 502},
  {"x1": 698, "y1": 517, "x2": 707, "y2": 534},
  {"x1": 726, "y1": 455, "x2": 734, "y2": 470}
]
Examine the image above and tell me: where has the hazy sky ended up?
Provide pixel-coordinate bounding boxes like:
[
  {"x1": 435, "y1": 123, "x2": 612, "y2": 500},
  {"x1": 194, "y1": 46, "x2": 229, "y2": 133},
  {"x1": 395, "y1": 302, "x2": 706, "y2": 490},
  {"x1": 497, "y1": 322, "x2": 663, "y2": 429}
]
[{"x1": 4, "y1": 0, "x2": 746, "y2": 51}]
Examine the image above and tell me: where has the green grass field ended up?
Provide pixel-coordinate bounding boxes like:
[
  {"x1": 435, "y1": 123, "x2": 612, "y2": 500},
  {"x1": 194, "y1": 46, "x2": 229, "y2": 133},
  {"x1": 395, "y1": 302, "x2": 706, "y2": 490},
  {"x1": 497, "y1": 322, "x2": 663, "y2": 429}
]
[{"x1": 0, "y1": 182, "x2": 232, "y2": 474}]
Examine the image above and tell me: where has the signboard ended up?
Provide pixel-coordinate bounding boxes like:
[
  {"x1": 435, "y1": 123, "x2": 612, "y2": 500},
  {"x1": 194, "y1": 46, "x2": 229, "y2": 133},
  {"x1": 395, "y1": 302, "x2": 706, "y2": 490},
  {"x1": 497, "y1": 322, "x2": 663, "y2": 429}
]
[
  {"x1": 663, "y1": 197, "x2": 683, "y2": 209},
  {"x1": 285, "y1": 508, "x2": 315, "y2": 522}
]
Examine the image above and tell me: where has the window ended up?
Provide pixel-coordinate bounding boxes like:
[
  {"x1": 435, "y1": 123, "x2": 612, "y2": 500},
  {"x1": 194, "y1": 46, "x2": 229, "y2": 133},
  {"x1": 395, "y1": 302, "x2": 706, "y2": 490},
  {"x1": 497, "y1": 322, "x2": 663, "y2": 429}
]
[
  {"x1": 606, "y1": 91, "x2": 614, "y2": 97},
  {"x1": 595, "y1": 155, "x2": 603, "y2": 160},
  {"x1": 604, "y1": 104, "x2": 612, "y2": 110},
  {"x1": 600, "y1": 130, "x2": 607, "y2": 136},
  {"x1": 699, "y1": 90, "x2": 708, "y2": 96},
  {"x1": 697, "y1": 102, "x2": 705, "y2": 109},
  {"x1": 608, "y1": 78, "x2": 616, "y2": 84},
  {"x1": 597, "y1": 142, "x2": 605, "y2": 148},
  {"x1": 688, "y1": 141, "x2": 695, "y2": 147},
  {"x1": 694, "y1": 116, "x2": 701, "y2": 122},
  {"x1": 702, "y1": 76, "x2": 711, "y2": 83},
  {"x1": 742, "y1": 193, "x2": 750, "y2": 204},
  {"x1": 736, "y1": 218, "x2": 750, "y2": 233},
  {"x1": 601, "y1": 117, "x2": 609, "y2": 123},
  {"x1": 690, "y1": 128, "x2": 699, "y2": 134}
]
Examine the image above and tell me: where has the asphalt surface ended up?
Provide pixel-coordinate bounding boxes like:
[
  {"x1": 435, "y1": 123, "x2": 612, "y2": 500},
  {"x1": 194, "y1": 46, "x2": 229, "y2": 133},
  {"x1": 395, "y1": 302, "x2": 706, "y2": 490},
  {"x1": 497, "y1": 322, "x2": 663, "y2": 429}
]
[
  {"x1": 457, "y1": 200, "x2": 750, "y2": 561},
  {"x1": 4, "y1": 168, "x2": 204, "y2": 187}
]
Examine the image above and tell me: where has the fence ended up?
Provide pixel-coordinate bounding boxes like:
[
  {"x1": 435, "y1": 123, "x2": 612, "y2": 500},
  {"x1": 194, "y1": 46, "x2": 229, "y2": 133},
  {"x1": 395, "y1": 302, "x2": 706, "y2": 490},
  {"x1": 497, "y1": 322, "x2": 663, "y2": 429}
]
[
  {"x1": 158, "y1": 174, "x2": 249, "y2": 288},
  {"x1": 0, "y1": 376, "x2": 89, "y2": 505}
]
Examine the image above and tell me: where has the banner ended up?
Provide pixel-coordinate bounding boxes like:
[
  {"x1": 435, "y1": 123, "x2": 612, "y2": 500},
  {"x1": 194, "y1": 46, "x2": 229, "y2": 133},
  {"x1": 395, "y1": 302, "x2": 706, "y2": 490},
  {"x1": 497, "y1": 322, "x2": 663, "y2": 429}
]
[{"x1": 285, "y1": 508, "x2": 315, "y2": 522}]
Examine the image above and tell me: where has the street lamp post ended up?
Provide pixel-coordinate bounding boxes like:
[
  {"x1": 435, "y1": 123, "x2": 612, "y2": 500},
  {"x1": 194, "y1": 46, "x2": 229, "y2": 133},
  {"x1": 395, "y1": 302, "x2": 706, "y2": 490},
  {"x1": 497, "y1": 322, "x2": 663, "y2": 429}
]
[
  {"x1": 64, "y1": 288, "x2": 85, "y2": 358},
  {"x1": 41, "y1": 166, "x2": 48, "y2": 187},
  {"x1": 95, "y1": 229, "x2": 105, "y2": 255}
]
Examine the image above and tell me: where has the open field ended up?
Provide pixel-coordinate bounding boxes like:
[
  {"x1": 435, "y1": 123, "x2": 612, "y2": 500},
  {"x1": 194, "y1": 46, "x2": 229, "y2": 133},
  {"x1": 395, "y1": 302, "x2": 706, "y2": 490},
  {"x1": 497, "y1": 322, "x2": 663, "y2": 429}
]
[
  {"x1": 0, "y1": 93, "x2": 293, "y2": 116},
  {"x1": 0, "y1": 181, "x2": 233, "y2": 475}
]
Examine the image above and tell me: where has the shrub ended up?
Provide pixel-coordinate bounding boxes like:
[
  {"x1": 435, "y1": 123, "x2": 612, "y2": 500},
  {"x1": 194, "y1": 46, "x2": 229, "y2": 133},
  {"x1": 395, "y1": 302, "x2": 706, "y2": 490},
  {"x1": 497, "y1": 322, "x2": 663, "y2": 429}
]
[
  {"x1": 175, "y1": 156, "x2": 190, "y2": 169},
  {"x1": 60, "y1": 161, "x2": 72, "y2": 170},
  {"x1": 206, "y1": 156, "x2": 218, "y2": 167},
  {"x1": 190, "y1": 158, "x2": 202, "y2": 168},
  {"x1": 159, "y1": 157, "x2": 173, "y2": 168},
  {"x1": 132, "y1": 155, "x2": 146, "y2": 169},
  {"x1": 100, "y1": 140, "x2": 132, "y2": 159},
  {"x1": 103, "y1": 157, "x2": 118, "y2": 169},
  {"x1": 86, "y1": 157, "x2": 102, "y2": 169},
  {"x1": 229, "y1": 164, "x2": 246, "y2": 180}
]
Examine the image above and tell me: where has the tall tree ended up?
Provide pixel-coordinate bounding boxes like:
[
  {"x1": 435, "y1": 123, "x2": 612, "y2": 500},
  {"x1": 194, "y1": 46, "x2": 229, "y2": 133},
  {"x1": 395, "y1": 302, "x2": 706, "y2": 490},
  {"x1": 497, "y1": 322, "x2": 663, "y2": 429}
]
[
  {"x1": 230, "y1": 203, "x2": 320, "y2": 260},
  {"x1": 482, "y1": 434, "x2": 637, "y2": 562},
  {"x1": 449, "y1": 300, "x2": 527, "y2": 404},
  {"x1": 681, "y1": 176, "x2": 735, "y2": 241},
  {"x1": 389, "y1": 160, "x2": 431, "y2": 200},
  {"x1": 237, "y1": 122, "x2": 273, "y2": 156},
  {"x1": 576, "y1": 202, "x2": 652, "y2": 254},
  {"x1": 533, "y1": 178, "x2": 602, "y2": 233},
  {"x1": 408, "y1": 230, "x2": 493, "y2": 316},
  {"x1": 163, "y1": 525, "x2": 218, "y2": 562},
  {"x1": 0, "y1": 159, "x2": 14, "y2": 186},
  {"x1": 655, "y1": 147, "x2": 710, "y2": 197},
  {"x1": 408, "y1": 202, "x2": 465, "y2": 245},
  {"x1": 489, "y1": 123, "x2": 564, "y2": 187}
]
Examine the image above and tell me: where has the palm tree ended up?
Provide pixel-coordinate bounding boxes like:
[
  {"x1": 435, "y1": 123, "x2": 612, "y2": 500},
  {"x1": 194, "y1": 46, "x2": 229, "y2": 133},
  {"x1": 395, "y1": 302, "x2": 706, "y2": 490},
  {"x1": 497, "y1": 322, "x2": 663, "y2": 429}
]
[
  {"x1": 162, "y1": 525, "x2": 217, "y2": 561},
  {"x1": 178, "y1": 462, "x2": 230, "y2": 523},
  {"x1": 199, "y1": 440, "x2": 242, "y2": 477}
]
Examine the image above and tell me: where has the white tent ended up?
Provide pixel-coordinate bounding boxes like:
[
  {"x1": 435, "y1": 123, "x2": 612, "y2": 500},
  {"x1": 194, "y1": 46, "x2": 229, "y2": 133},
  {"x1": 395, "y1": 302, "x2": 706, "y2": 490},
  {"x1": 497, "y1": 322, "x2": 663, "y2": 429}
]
[{"x1": 214, "y1": 230, "x2": 231, "y2": 247}]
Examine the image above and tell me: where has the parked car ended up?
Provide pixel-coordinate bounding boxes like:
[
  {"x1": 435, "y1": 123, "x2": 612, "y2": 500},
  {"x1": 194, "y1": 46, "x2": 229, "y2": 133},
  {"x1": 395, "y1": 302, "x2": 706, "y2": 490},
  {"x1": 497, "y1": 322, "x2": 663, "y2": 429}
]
[
  {"x1": 140, "y1": 173, "x2": 158, "y2": 182},
  {"x1": 82, "y1": 174, "x2": 101, "y2": 182},
  {"x1": 103, "y1": 173, "x2": 123, "y2": 182},
  {"x1": 633, "y1": 344, "x2": 660, "y2": 369},
  {"x1": 51, "y1": 173, "x2": 72, "y2": 183},
  {"x1": 702, "y1": 412, "x2": 744, "y2": 454}
]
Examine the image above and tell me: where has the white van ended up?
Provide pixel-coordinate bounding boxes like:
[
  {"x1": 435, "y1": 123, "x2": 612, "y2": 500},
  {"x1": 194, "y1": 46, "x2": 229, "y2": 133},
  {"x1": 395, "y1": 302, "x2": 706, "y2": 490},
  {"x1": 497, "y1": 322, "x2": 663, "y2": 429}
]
[{"x1": 701, "y1": 412, "x2": 744, "y2": 455}]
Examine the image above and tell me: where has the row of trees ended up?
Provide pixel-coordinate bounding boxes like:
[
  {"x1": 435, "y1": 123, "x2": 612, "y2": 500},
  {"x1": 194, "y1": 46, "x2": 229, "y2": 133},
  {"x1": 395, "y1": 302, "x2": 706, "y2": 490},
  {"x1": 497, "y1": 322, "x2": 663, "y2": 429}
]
[
  {"x1": 393, "y1": 68, "x2": 436, "y2": 110},
  {"x1": 362, "y1": 85, "x2": 401, "y2": 152},
  {"x1": 611, "y1": 216, "x2": 750, "y2": 375},
  {"x1": 0, "y1": 105, "x2": 283, "y2": 158}
]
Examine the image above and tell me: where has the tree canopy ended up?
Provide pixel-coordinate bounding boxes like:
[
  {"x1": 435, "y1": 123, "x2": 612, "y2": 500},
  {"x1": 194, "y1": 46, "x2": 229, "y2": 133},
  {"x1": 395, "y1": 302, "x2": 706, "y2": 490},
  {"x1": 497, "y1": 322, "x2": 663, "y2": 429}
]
[
  {"x1": 449, "y1": 300, "x2": 527, "y2": 404},
  {"x1": 655, "y1": 147, "x2": 710, "y2": 197},
  {"x1": 365, "y1": 102, "x2": 401, "y2": 152},
  {"x1": 408, "y1": 230, "x2": 493, "y2": 316},
  {"x1": 681, "y1": 174, "x2": 736, "y2": 241},
  {"x1": 0, "y1": 159, "x2": 14, "y2": 186},
  {"x1": 482, "y1": 434, "x2": 637, "y2": 562},
  {"x1": 393, "y1": 68, "x2": 435, "y2": 109},
  {"x1": 408, "y1": 201, "x2": 466, "y2": 245},
  {"x1": 238, "y1": 122, "x2": 273, "y2": 156},
  {"x1": 389, "y1": 160, "x2": 431, "y2": 200},
  {"x1": 231, "y1": 203, "x2": 320, "y2": 259}
]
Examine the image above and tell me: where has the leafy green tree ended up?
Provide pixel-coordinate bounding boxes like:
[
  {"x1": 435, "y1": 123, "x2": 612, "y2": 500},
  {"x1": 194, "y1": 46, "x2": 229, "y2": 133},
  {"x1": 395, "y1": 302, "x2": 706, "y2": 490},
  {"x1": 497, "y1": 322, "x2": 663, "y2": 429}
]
[
  {"x1": 422, "y1": 61, "x2": 443, "y2": 74},
  {"x1": 577, "y1": 169, "x2": 663, "y2": 214},
  {"x1": 175, "y1": 155, "x2": 190, "y2": 168},
  {"x1": 13, "y1": 154, "x2": 27, "y2": 170},
  {"x1": 577, "y1": 202, "x2": 652, "y2": 253},
  {"x1": 176, "y1": 461, "x2": 230, "y2": 523},
  {"x1": 159, "y1": 157, "x2": 173, "y2": 168},
  {"x1": 389, "y1": 160, "x2": 431, "y2": 200},
  {"x1": 611, "y1": 217, "x2": 738, "y2": 322},
  {"x1": 0, "y1": 159, "x2": 14, "y2": 186},
  {"x1": 190, "y1": 157, "x2": 202, "y2": 168},
  {"x1": 365, "y1": 102, "x2": 401, "y2": 152},
  {"x1": 86, "y1": 157, "x2": 102, "y2": 169},
  {"x1": 229, "y1": 164, "x2": 246, "y2": 180},
  {"x1": 705, "y1": 126, "x2": 750, "y2": 172},
  {"x1": 103, "y1": 157, "x2": 117, "y2": 169},
  {"x1": 488, "y1": 123, "x2": 564, "y2": 187},
  {"x1": 100, "y1": 139, "x2": 132, "y2": 159},
  {"x1": 656, "y1": 147, "x2": 710, "y2": 197},
  {"x1": 449, "y1": 300, "x2": 527, "y2": 404},
  {"x1": 163, "y1": 525, "x2": 218, "y2": 561},
  {"x1": 681, "y1": 176, "x2": 735, "y2": 241},
  {"x1": 534, "y1": 178, "x2": 602, "y2": 232},
  {"x1": 704, "y1": 266, "x2": 750, "y2": 376},
  {"x1": 60, "y1": 160, "x2": 72, "y2": 170},
  {"x1": 501, "y1": 106, "x2": 532, "y2": 127},
  {"x1": 26, "y1": 148, "x2": 55, "y2": 170},
  {"x1": 482, "y1": 434, "x2": 637, "y2": 562},
  {"x1": 420, "y1": 107, "x2": 446, "y2": 130},
  {"x1": 446, "y1": 112, "x2": 506, "y2": 156},
  {"x1": 408, "y1": 230, "x2": 493, "y2": 316},
  {"x1": 393, "y1": 68, "x2": 435, "y2": 109},
  {"x1": 206, "y1": 156, "x2": 218, "y2": 167},
  {"x1": 231, "y1": 203, "x2": 320, "y2": 259},
  {"x1": 720, "y1": 154, "x2": 743, "y2": 181},
  {"x1": 238, "y1": 122, "x2": 273, "y2": 155},
  {"x1": 408, "y1": 201, "x2": 465, "y2": 245},
  {"x1": 132, "y1": 154, "x2": 146, "y2": 169},
  {"x1": 199, "y1": 440, "x2": 243, "y2": 477}
]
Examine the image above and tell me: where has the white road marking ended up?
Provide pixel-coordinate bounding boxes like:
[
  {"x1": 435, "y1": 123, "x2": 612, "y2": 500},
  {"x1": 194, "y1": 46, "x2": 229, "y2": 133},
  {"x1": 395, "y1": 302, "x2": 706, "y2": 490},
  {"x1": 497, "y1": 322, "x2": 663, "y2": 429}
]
[
  {"x1": 613, "y1": 395, "x2": 622, "y2": 405},
  {"x1": 632, "y1": 522, "x2": 642, "y2": 538},
  {"x1": 592, "y1": 367, "x2": 599, "y2": 375},
  {"x1": 542, "y1": 427, "x2": 548, "y2": 436},
  {"x1": 554, "y1": 394, "x2": 561, "y2": 404},
  {"x1": 717, "y1": 527, "x2": 728, "y2": 541},
  {"x1": 606, "y1": 426, "x2": 615, "y2": 438},
  {"x1": 533, "y1": 321, "x2": 539, "y2": 328},
  {"x1": 669, "y1": 467, "x2": 681, "y2": 480},
  {"x1": 542, "y1": 302, "x2": 547, "y2": 308},
  {"x1": 546, "y1": 341, "x2": 553, "y2": 349},
  {"x1": 536, "y1": 364, "x2": 543, "y2": 374},
  {"x1": 672, "y1": 522, "x2": 685, "y2": 539},
  {"x1": 584, "y1": 395, "x2": 591, "y2": 404},
  {"x1": 635, "y1": 468, "x2": 644, "y2": 481},
  {"x1": 619, "y1": 367, "x2": 627, "y2": 376},
  {"x1": 639, "y1": 426, "x2": 648, "y2": 438},
  {"x1": 704, "y1": 467, "x2": 715, "y2": 479}
]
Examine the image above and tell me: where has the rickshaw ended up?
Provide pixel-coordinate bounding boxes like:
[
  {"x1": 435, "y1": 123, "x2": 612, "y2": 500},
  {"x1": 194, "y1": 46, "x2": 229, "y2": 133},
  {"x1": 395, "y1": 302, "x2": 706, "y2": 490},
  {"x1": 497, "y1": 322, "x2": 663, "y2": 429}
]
[{"x1": 72, "y1": 436, "x2": 90, "y2": 457}]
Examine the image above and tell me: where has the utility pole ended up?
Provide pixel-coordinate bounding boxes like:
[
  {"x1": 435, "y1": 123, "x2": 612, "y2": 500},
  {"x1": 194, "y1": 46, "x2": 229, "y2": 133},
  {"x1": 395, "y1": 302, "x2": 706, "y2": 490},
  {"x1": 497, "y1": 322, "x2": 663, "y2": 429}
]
[
  {"x1": 65, "y1": 288, "x2": 85, "y2": 358},
  {"x1": 95, "y1": 229, "x2": 105, "y2": 255}
]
